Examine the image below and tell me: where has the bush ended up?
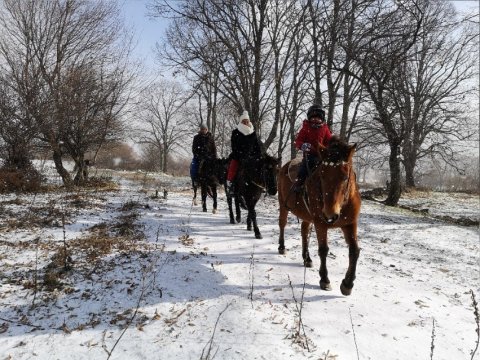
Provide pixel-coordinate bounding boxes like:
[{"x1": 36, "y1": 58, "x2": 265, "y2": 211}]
[{"x1": 0, "y1": 165, "x2": 43, "y2": 193}]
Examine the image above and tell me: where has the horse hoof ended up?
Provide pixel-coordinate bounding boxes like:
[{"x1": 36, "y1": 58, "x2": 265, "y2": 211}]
[
  {"x1": 247, "y1": 226, "x2": 252, "y2": 231},
  {"x1": 278, "y1": 247, "x2": 286, "y2": 255},
  {"x1": 320, "y1": 281, "x2": 332, "y2": 291},
  {"x1": 193, "y1": 200, "x2": 198, "y2": 206},
  {"x1": 236, "y1": 216, "x2": 241, "y2": 223},
  {"x1": 202, "y1": 209, "x2": 207, "y2": 212},
  {"x1": 230, "y1": 219, "x2": 235, "y2": 224},
  {"x1": 304, "y1": 259, "x2": 313, "y2": 268},
  {"x1": 212, "y1": 209, "x2": 217, "y2": 214},
  {"x1": 255, "y1": 233, "x2": 263, "y2": 239},
  {"x1": 340, "y1": 280, "x2": 353, "y2": 296}
]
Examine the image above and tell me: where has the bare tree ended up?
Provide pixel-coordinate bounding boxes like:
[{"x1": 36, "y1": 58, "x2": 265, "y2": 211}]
[
  {"x1": 58, "y1": 63, "x2": 132, "y2": 184},
  {"x1": 390, "y1": 1, "x2": 478, "y2": 187},
  {"x1": 151, "y1": 0, "x2": 278, "y2": 146},
  {"x1": 341, "y1": 0, "x2": 424, "y2": 205},
  {"x1": 136, "y1": 79, "x2": 190, "y2": 172},
  {"x1": 0, "y1": 0, "x2": 133, "y2": 187},
  {"x1": 0, "y1": 79, "x2": 37, "y2": 170}
]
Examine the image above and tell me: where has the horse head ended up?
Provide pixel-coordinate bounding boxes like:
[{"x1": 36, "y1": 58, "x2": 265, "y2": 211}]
[
  {"x1": 262, "y1": 154, "x2": 279, "y2": 196},
  {"x1": 242, "y1": 154, "x2": 279, "y2": 196},
  {"x1": 314, "y1": 137, "x2": 357, "y2": 224}
]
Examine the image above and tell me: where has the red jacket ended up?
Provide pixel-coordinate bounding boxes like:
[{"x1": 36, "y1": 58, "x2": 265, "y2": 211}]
[{"x1": 294, "y1": 120, "x2": 332, "y2": 151}]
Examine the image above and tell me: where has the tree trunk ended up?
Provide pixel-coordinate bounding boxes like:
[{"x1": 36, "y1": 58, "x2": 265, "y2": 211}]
[
  {"x1": 73, "y1": 157, "x2": 89, "y2": 185},
  {"x1": 385, "y1": 142, "x2": 402, "y2": 206},
  {"x1": 404, "y1": 159, "x2": 416, "y2": 188},
  {"x1": 162, "y1": 151, "x2": 168, "y2": 173},
  {"x1": 52, "y1": 148, "x2": 73, "y2": 187}
]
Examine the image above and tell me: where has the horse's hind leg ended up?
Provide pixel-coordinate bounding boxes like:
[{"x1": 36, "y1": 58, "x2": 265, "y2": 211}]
[
  {"x1": 278, "y1": 203, "x2": 288, "y2": 255},
  {"x1": 212, "y1": 187, "x2": 217, "y2": 214},
  {"x1": 234, "y1": 196, "x2": 241, "y2": 223},
  {"x1": 301, "y1": 221, "x2": 313, "y2": 267},
  {"x1": 340, "y1": 223, "x2": 360, "y2": 296},
  {"x1": 314, "y1": 225, "x2": 331, "y2": 291}
]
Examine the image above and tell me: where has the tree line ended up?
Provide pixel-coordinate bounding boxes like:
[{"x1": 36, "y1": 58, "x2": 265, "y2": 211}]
[{"x1": 0, "y1": 0, "x2": 478, "y2": 205}]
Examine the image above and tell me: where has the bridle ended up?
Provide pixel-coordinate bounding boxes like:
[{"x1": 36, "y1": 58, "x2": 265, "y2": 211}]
[
  {"x1": 247, "y1": 158, "x2": 275, "y2": 194},
  {"x1": 320, "y1": 159, "x2": 352, "y2": 205}
]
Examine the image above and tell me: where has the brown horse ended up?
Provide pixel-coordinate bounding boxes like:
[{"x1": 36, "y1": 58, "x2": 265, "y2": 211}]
[{"x1": 277, "y1": 137, "x2": 361, "y2": 296}]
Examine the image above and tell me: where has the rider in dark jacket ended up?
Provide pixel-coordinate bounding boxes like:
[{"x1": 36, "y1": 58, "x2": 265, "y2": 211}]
[
  {"x1": 191, "y1": 124, "x2": 217, "y2": 185},
  {"x1": 226, "y1": 111, "x2": 262, "y2": 194}
]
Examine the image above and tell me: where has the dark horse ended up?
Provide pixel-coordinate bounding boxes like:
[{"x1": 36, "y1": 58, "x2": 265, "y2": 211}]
[
  {"x1": 192, "y1": 158, "x2": 228, "y2": 213},
  {"x1": 227, "y1": 154, "x2": 279, "y2": 239},
  {"x1": 277, "y1": 137, "x2": 361, "y2": 296}
]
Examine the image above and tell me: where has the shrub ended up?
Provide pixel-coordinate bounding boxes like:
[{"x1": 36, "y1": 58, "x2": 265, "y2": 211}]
[{"x1": 0, "y1": 165, "x2": 42, "y2": 193}]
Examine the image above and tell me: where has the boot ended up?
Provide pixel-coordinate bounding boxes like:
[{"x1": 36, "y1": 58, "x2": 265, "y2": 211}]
[{"x1": 226, "y1": 180, "x2": 234, "y2": 195}]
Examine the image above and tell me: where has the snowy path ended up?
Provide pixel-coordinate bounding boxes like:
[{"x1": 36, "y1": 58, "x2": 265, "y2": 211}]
[{"x1": 0, "y1": 183, "x2": 478, "y2": 360}]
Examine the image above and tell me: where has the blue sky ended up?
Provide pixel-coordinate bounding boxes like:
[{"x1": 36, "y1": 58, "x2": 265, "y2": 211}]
[{"x1": 122, "y1": 0, "x2": 167, "y2": 70}]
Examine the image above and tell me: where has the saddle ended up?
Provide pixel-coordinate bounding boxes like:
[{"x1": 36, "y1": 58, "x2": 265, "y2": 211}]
[{"x1": 287, "y1": 155, "x2": 303, "y2": 183}]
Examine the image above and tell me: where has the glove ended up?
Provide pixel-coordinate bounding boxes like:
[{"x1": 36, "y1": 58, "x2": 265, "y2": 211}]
[{"x1": 301, "y1": 143, "x2": 311, "y2": 152}]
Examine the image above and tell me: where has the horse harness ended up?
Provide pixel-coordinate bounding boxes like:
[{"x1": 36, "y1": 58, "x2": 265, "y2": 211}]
[{"x1": 285, "y1": 159, "x2": 353, "y2": 217}]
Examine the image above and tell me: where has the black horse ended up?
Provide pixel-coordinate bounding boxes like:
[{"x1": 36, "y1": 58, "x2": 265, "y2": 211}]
[
  {"x1": 192, "y1": 158, "x2": 228, "y2": 213},
  {"x1": 227, "y1": 154, "x2": 279, "y2": 239}
]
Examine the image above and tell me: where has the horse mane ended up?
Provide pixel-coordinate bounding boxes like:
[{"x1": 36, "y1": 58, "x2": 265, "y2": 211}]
[{"x1": 324, "y1": 136, "x2": 352, "y2": 163}]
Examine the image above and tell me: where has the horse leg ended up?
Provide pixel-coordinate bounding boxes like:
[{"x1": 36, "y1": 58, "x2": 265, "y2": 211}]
[
  {"x1": 278, "y1": 203, "x2": 288, "y2": 255},
  {"x1": 301, "y1": 221, "x2": 312, "y2": 267},
  {"x1": 201, "y1": 184, "x2": 207, "y2": 212},
  {"x1": 212, "y1": 186, "x2": 217, "y2": 214},
  {"x1": 234, "y1": 196, "x2": 241, "y2": 223},
  {"x1": 193, "y1": 185, "x2": 198, "y2": 206},
  {"x1": 249, "y1": 206, "x2": 262, "y2": 239},
  {"x1": 227, "y1": 195, "x2": 235, "y2": 224},
  {"x1": 314, "y1": 225, "x2": 331, "y2": 291},
  {"x1": 340, "y1": 223, "x2": 360, "y2": 296}
]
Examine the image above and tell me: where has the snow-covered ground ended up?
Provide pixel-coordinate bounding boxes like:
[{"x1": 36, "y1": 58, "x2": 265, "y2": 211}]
[{"x1": 0, "y1": 168, "x2": 478, "y2": 360}]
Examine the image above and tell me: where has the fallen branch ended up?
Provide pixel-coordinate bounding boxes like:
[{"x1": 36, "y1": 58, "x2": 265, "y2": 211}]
[
  {"x1": 471, "y1": 290, "x2": 480, "y2": 360},
  {"x1": 349, "y1": 306, "x2": 360, "y2": 360},
  {"x1": 200, "y1": 302, "x2": 231, "y2": 360}
]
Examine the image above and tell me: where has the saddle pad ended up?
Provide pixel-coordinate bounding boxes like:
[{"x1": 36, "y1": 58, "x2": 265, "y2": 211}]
[{"x1": 287, "y1": 155, "x2": 303, "y2": 182}]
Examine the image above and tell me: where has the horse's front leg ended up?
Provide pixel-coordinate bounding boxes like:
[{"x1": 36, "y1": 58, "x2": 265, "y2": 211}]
[
  {"x1": 301, "y1": 221, "x2": 312, "y2": 267},
  {"x1": 201, "y1": 184, "x2": 207, "y2": 212},
  {"x1": 212, "y1": 186, "x2": 217, "y2": 214},
  {"x1": 192, "y1": 184, "x2": 198, "y2": 206},
  {"x1": 278, "y1": 202, "x2": 289, "y2": 255},
  {"x1": 248, "y1": 206, "x2": 262, "y2": 239},
  {"x1": 340, "y1": 223, "x2": 360, "y2": 296},
  {"x1": 314, "y1": 224, "x2": 331, "y2": 291}
]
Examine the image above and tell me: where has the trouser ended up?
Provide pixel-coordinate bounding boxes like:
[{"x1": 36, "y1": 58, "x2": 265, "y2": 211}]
[
  {"x1": 297, "y1": 153, "x2": 318, "y2": 184},
  {"x1": 227, "y1": 159, "x2": 239, "y2": 182},
  {"x1": 190, "y1": 157, "x2": 200, "y2": 180}
]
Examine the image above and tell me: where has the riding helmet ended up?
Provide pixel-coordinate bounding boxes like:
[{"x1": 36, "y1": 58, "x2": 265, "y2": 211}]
[{"x1": 306, "y1": 105, "x2": 325, "y2": 121}]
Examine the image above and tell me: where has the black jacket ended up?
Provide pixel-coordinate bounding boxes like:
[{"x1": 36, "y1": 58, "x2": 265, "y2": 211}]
[
  {"x1": 230, "y1": 129, "x2": 263, "y2": 161},
  {"x1": 192, "y1": 132, "x2": 217, "y2": 159}
]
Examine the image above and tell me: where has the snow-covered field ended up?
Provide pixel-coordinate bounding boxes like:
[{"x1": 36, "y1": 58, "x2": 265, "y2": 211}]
[{"x1": 0, "y1": 167, "x2": 478, "y2": 360}]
